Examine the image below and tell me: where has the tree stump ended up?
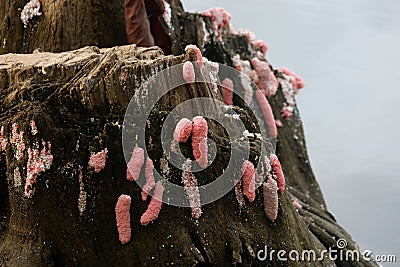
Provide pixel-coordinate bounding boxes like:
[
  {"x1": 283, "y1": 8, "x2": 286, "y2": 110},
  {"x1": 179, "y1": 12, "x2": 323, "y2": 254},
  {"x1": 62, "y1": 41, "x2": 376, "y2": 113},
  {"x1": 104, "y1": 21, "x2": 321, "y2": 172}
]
[{"x1": 0, "y1": 0, "x2": 377, "y2": 266}]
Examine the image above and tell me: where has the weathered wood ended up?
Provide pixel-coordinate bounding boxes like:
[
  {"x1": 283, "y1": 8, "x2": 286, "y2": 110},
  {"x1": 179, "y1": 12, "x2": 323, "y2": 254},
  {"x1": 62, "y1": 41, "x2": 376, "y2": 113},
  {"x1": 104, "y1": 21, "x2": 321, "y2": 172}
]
[
  {"x1": 0, "y1": 0, "x2": 127, "y2": 54},
  {"x1": 0, "y1": 1, "x2": 377, "y2": 266}
]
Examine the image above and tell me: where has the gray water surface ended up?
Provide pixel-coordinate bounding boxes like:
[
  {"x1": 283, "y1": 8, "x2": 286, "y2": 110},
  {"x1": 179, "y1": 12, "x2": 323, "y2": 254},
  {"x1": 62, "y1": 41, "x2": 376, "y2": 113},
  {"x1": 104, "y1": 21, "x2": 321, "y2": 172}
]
[{"x1": 185, "y1": 0, "x2": 400, "y2": 260}]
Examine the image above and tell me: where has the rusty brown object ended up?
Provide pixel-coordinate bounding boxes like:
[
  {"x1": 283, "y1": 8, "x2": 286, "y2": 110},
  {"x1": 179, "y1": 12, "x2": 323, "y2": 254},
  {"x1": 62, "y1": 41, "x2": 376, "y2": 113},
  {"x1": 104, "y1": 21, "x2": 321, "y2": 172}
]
[
  {"x1": 125, "y1": 0, "x2": 155, "y2": 47},
  {"x1": 145, "y1": 0, "x2": 172, "y2": 54}
]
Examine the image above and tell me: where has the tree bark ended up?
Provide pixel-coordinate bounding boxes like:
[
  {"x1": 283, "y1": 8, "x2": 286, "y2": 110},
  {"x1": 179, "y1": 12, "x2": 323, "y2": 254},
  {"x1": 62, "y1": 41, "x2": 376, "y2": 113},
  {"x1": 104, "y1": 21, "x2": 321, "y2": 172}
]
[
  {"x1": 0, "y1": 0, "x2": 127, "y2": 54},
  {"x1": 0, "y1": 1, "x2": 377, "y2": 266}
]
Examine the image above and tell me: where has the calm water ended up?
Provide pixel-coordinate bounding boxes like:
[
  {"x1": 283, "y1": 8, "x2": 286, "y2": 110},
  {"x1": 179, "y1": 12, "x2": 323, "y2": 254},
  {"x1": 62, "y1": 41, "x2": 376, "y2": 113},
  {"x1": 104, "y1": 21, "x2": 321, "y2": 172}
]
[{"x1": 186, "y1": 0, "x2": 400, "y2": 260}]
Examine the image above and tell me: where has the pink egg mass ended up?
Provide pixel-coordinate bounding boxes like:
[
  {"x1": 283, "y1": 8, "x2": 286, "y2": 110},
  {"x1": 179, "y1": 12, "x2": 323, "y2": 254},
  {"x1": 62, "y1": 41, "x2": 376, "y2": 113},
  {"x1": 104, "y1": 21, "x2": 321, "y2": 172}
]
[
  {"x1": 241, "y1": 160, "x2": 256, "y2": 202},
  {"x1": 25, "y1": 141, "x2": 53, "y2": 198},
  {"x1": 182, "y1": 159, "x2": 202, "y2": 219},
  {"x1": 270, "y1": 154, "x2": 285, "y2": 193},
  {"x1": 255, "y1": 90, "x2": 278, "y2": 139},
  {"x1": 140, "y1": 182, "x2": 164, "y2": 226},
  {"x1": 252, "y1": 40, "x2": 268, "y2": 55},
  {"x1": 142, "y1": 157, "x2": 156, "y2": 201},
  {"x1": 88, "y1": 148, "x2": 108, "y2": 173},
  {"x1": 115, "y1": 194, "x2": 132, "y2": 244},
  {"x1": 182, "y1": 61, "x2": 195, "y2": 83},
  {"x1": 173, "y1": 118, "x2": 192, "y2": 143},
  {"x1": 201, "y1": 7, "x2": 231, "y2": 42},
  {"x1": 263, "y1": 179, "x2": 279, "y2": 222},
  {"x1": 0, "y1": 126, "x2": 7, "y2": 151},
  {"x1": 191, "y1": 116, "x2": 208, "y2": 168},
  {"x1": 126, "y1": 146, "x2": 144, "y2": 181},
  {"x1": 251, "y1": 57, "x2": 278, "y2": 97},
  {"x1": 278, "y1": 67, "x2": 304, "y2": 91},
  {"x1": 222, "y1": 78, "x2": 234, "y2": 105}
]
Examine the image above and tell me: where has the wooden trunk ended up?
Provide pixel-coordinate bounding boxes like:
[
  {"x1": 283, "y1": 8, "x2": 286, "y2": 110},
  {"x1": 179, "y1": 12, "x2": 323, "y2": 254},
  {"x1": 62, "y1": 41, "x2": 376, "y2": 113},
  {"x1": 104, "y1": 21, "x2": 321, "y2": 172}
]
[{"x1": 0, "y1": 1, "x2": 377, "y2": 266}]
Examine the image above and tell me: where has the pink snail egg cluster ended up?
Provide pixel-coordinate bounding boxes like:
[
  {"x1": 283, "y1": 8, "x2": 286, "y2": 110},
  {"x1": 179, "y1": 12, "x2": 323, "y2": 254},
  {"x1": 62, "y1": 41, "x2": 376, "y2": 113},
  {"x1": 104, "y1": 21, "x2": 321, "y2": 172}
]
[
  {"x1": 115, "y1": 194, "x2": 132, "y2": 244},
  {"x1": 140, "y1": 182, "x2": 165, "y2": 226},
  {"x1": 20, "y1": 0, "x2": 42, "y2": 27},
  {"x1": 88, "y1": 148, "x2": 108, "y2": 173},
  {"x1": 241, "y1": 160, "x2": 256, "y2": 202},
  {"x1": 222, "y1": 78, "x2": 234, "y2": 105},
  {"x1": 191, "y1": 116, "x2": 208, "y2": 168},
  {"x1": 126, "y1": 146, "x2": 144, "y2": 181},
  {"x1": 182, "y1": 61, "x2": 195, "y2": 83},
  {"x1": 142, "y1": 157, "x2": 156, "y2": 201},
  {"x1": 173, "y1": 118, "x2": 193, "y2": 143}
]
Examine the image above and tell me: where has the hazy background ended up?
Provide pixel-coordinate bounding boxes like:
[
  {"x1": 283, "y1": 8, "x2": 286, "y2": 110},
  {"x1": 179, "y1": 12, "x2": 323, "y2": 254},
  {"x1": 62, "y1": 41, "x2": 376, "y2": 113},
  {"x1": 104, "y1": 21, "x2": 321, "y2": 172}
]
[{"x1": 185, "y1": 0, "x2": 400, "y2": 261}]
